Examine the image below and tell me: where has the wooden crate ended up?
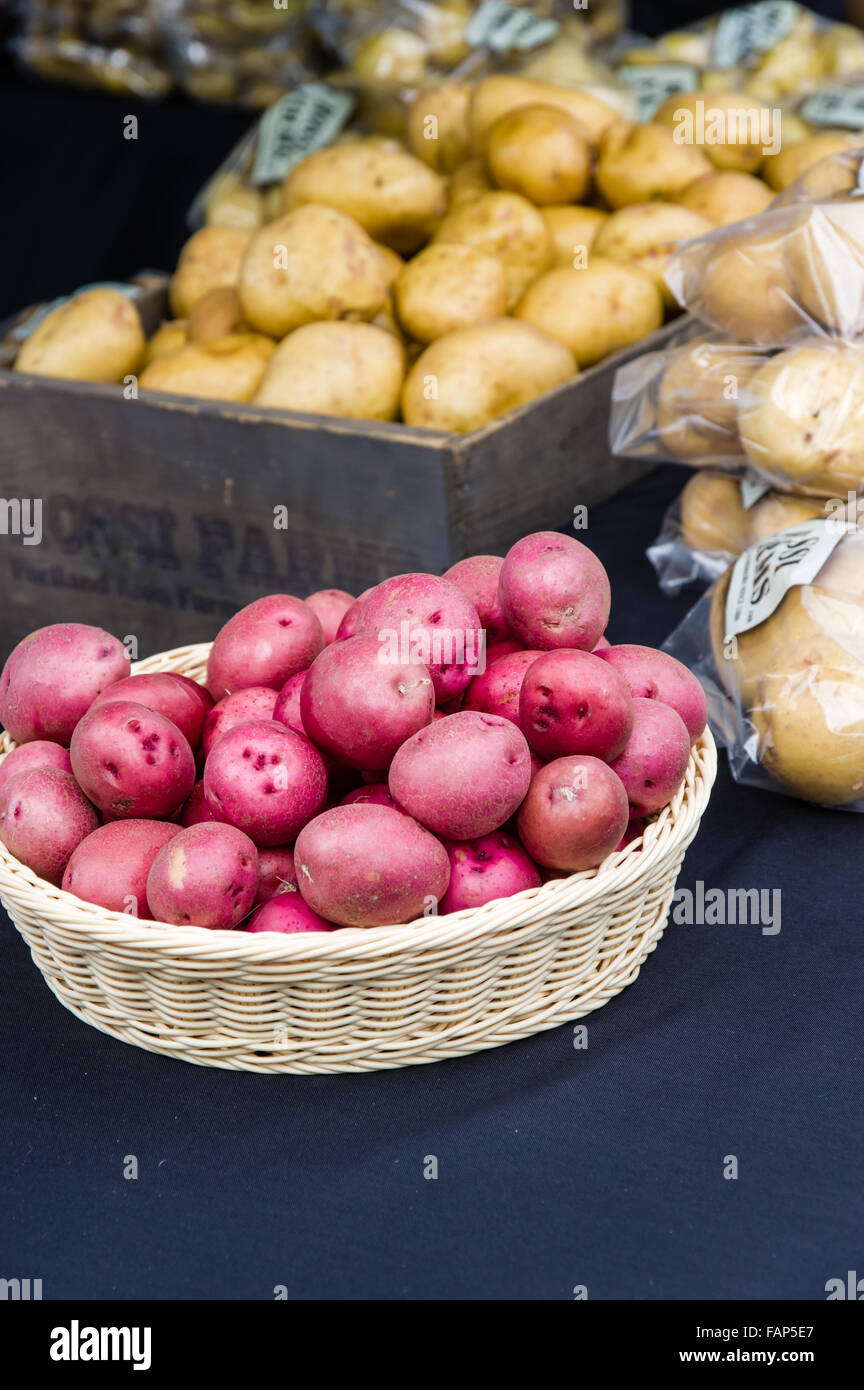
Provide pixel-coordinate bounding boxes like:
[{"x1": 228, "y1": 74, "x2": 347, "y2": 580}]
[{"x1": 0, "y1": 281, "x2": 684, "y2": 657}]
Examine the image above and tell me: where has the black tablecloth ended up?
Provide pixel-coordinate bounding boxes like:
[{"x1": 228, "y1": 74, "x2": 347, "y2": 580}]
[{"x1": 1, "y1": 62, "x2": 862, "y2": 1303}]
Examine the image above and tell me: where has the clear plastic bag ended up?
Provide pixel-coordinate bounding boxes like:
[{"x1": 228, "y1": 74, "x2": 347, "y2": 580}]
[
  {"x1": 648, "y1": 469, "x2": 827, "y2": 595},
  {"x1": 663, "y1": 521, "x2": 864, "y2": 810},
  {"x1": 14, "y1": 2, "x2": 173, "y2": 97},
  {"x1": 611, "y1": 330, "x2": 864, "y2": 498},
  {"x1": 609, "y1": 337, "x2": 763, "y2": 470},
  {"x1": 663, "y1": 180, "x2": 864, "y2": 347}
]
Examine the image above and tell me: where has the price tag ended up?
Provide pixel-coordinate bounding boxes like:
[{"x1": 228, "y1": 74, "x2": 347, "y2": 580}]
[
  {"x1": 800, "y1": 84, "x2": 864, "y2": 130},
  {"x1": 712, "y1": 1, "x2": 800, "y2": 69},
  {"x1": 740, "y1": 473, "x2": 771, "y2": 510},
  {"x1": 725, "y1": 519, "x2": 843, "y2": 637},
  {"x1": 616, "y1": 63, "x2": 700, "y2": 120},
  {"x1": 466, "y1": 1, "x2": 559, "y2": 53},
  {"x1": 251, "y1": 84, "x2": 354, "y2": 187}
]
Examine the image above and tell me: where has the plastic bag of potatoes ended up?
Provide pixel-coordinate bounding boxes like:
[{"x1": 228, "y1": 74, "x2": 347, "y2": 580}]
[
  {"x1": 664, "y1": 519, "x2": 864, "y2": 810},
  {"x1": 647, "y1": 469, "x2": 828, "y2": 595},
  {"x1": 664, "y1": 155, "x2": 864, "y2": 346},
  {"x1": 161, "y1": 0, "x2": 319, "y2": 108},
  {"x1": 613, "y1": 3, "x2": 864, "y2": 110},
  {"x1": 610, "y1": 332, "x2": 864, "y2": 498},
  {"x1": 13, "y1": 0, "x2": 173, "y2": 98}
]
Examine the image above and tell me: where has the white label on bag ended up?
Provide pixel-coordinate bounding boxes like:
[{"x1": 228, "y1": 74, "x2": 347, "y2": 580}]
[
  {"x1": 616, "y1": 64, "x2": 700, "y2": 120},
  {"x1": 800, "y1": 84, "x2": 864, "y2": 130},
  {"x1": 251, "y1": 84, "x2": 354, "y2": 187},
  {"x1": 740, "y1": 473, "x2": 771, "y2": 510},
  {"x1": 712, "y1": 1, "x2": 800, "y2": 69},
  {"x1": 466, "y1": 1, "x2": 559, "y2": 52},
  {"x1": 725, "y1": 519, "x2": 844, "y2": 637}
]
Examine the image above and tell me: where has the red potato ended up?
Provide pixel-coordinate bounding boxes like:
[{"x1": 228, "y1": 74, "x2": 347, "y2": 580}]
[
  {"x1": 246, "y1": 890, "x2": 334, "y2": 934},
  {"x1": 357, "y1": 573, "x2": 483, "y2": 704},
  {"x1": 442, "y1": 555, "x2": 511, "y2": 644},
  {"x1": 90, "y1": 672, "x2": 213, "y2": 752},
  {"x1": 294, "y1": 804, "x2": 450, "y2": 927},
  {"x1": 146, "y1": 822, "x2": 258, "y2": 929},
  {"x1": 519, "y1": 649, "x2": 634, "y2": 762},
  {"x1": 485, "y1": 639, "x2": 527, "y2": 665},
  {"x1": 203, "y1": 719, "x2": 328, "y2": 846},
  {"x1": 206, "y1": 594, "x2": 324, "y2": 701},
  {"x1": 617, "y1": 818, "x2": 647, "y2": 851},
  {"x1": 389, "y1": 710, "x2": 532, "y2": 839},
  {"x1": 598, "y1": 644, "x2": 707, "y2": 743},
  {"x1": 255, "y1": 845, "x2": 297, "y2": 905},
  {"x1": 181, "y1": 779, "x2": 223, "y2": 827},
  {"x1": 0, "y1": 768, "x2": 99, "y2": 884},
  {"x1": 498, "y1": 531, "x2": 611, "y2": 651},
  {"x1": 0, "y1": 740, "x2": 72, "y2": 793},
  {"x1": 594, "y1": 635, "x2": 611, "y2": 652},
  {"x1": 463, "y1": 649, "x2": 543, "y2": 727},
  {"x1": 0, "y1": 622, "x2": 130, "y2": 744},
  {"x1": 439, "y1": 831, "x2": 541, "y2": 913},
  {"x1": 304, "y1": 589, "x2": 355, "y2": 645},
  {"x1": 202, "y1": 686, "x2": 277, "y2": 757},
  {"x1": 272, "y1": 670, "x2": 307, "y2": 735},
  {"x1": 341, "y1": 783, "x2": 398, "y2": 809},
  {"x1": 70, "y1": 701, "x2": 196, "y2": 819},
  {"x1": 608, "y1": 697, "x2": 691, "y2": 817},
  {"x1": 62, "y1": 819, "x2": 180, "y2": 914},
  {"x1": 517, "y1": 755, "x2": 629, "y2": 872},
  {"x1": 300, "y1": 634, "x2": 435, "y2": 771},
  {"x1": 334, "y1": 587, "x2": 374, "y2": 641}
]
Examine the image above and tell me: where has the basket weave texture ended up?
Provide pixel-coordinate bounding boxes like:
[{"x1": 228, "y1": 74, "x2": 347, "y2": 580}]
[{"x1": 0, "y1": 644, "x2": 717, "y2": 1073}]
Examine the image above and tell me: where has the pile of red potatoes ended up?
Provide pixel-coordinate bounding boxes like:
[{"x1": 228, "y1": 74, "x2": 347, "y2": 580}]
[{"x1": 0, "y1": 532, "x2": 707, "y2": 934}]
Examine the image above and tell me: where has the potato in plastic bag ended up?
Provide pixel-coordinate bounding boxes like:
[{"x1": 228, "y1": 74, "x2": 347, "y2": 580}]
[{"x1": 663, "y1": 521, "x2": 864, "y2": 809}]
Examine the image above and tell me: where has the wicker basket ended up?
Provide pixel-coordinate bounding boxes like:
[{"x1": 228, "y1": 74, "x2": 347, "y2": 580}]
[{"x1": 0, "y1": 644, "x2": 717, "y2": 1073}]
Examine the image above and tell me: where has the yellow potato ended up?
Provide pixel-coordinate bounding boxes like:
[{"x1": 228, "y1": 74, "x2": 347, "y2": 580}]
[
  {"x1": 138, "y1": 333, "x2": 275, "y2": 402},
  {"x1": 709, "y1": 565, "x2": 821, "y2": 707},
  {"x1": 15, "y1": 288, "x2": 145, "y2": 382},
  {"x1": 238, "y1": 206, "x2": 394, "y2": 338},
  {"x1": 282, "y1": 140, "x2": 446, "y2": 254},
  {"x1": 352, "y1": 29, "x2": 428, "y2": 87},
  {"x1": 393, "y1": 244, "x2": 508, "y2": 344},
  {"x1": 541, "y1": 205, "x2": 607, "y2": 266},
  {"x1": 169, "y1": 226, "x2": 252, "y2": 319},
  {"x1": 752, "y1": 634, "x2": 864, "y2": 805},
  {"x1": 698, "y1": 226, "x2": 802, "y2": 343},
  {"x1": 762, "y1": 131, "x2": 861, "y2": 192},
  {"x1": 447, "y1": 157, "x2": 493, "y2": 210},
  {"x1": 653, "y1": 91, "x2": 774, "y2": 174},
  {"x1": 433, "y1": 191, "x2": 551, "y2": 309},
  {"x1": 595, "y1": 122, "x2": 712, "y2": 208},
  {"x1": 402, "y1": 318, "x2": 575, "y2": 433},
  {"x1": 419, "y1": 0, "x2": 471, "y2": 66},
  {"x1": 469, "y1": 75, "x2": 618, "y2": 152},
  {"x1": 254, "y1": 322, "x2": 405, "y2": 421},
  {"x1": 592, "y1": 203, "x2": 712, "y2": 308},
  {"x1": 142, "y1": 319, "x2": 187, "y2": 366},
  {"x1": 747, "y1": 492, "x2": 825, "y2": 545},
  {"x1": 657, "y1": 342, "x2": 757, "y2": 461},
  {"x1": 515, "y1": 258, "x2": 662, "y2": 369},
  {"x1": 679, "y1": 472, "x2": 750, "y2": 555},
  {"x1": 485, "y1": 104, "x2": 592, "y2": 205},
  {"x1": 186, "y1": 287, "x2": 246, "y2": 342},
  {"x1": 746, "y1": 33, "x2": 825, "y2": 101},
  {"x1": 737, "y1": 341, "x2": 864, "y2": 494},
  {"x1": 785, "y1": 201, "x2": 864, "y2": 337},
  {"x1": 406, "y1": 83, "x2": 473, "y2": 174},
  {"x1": 677, "y1": 170, "x2": 773, "y2": 226},
  {"x1": 204, "y1": 172, "x2": 265, "y2": 232},
  {"x1": 819, "y1": 23, "x2": 864, "y2": 79}
]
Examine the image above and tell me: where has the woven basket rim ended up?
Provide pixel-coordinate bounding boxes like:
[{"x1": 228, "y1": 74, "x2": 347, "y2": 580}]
[{"x1": 0, "y1": 642, "x2": 718, "y2": 965}]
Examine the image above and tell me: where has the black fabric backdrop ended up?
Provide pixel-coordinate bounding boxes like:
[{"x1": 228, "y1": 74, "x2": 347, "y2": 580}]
[{"x1": 0, "y1": 54, "x2": 862, "y2": 1302}]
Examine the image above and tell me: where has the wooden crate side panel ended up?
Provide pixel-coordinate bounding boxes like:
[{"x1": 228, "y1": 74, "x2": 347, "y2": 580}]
[{"x1": 0, "y1": 377, "x2": 452, "y2": 655}]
